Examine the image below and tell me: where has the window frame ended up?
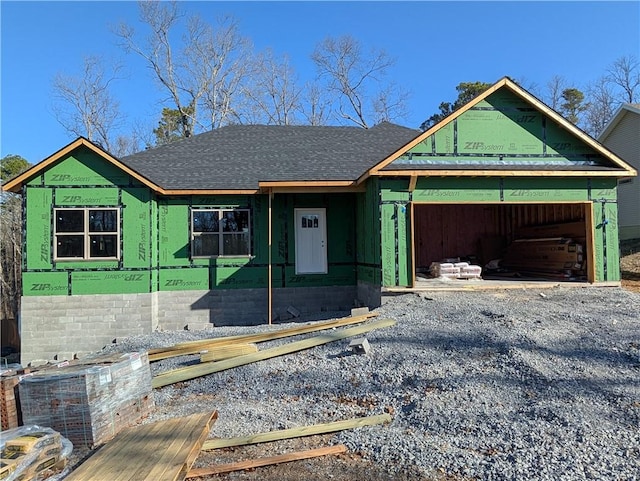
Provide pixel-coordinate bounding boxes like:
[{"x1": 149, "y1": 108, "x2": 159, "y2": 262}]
[
  {"x1": 53, "y1": 207, "x2": 121, "y2": 261},
  {"x1": 191, "y1": 208, "x2": 252, "y2": 258}
]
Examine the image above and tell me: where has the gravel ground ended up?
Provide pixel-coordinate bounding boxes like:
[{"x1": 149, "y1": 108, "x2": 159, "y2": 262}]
[{"x1": 64, "y1": 285, "x2": 640, "y2": 480}]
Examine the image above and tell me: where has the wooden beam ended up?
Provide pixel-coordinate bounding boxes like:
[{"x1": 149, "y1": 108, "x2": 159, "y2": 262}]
[
  {"x1": 268, "y1": 190, "x2": 273, "y2": 326},
  {"x1": 186, "y1": 445, "x2": 347, "y2": 477},
  {"x1": 148, "y1": 312, "x2": 377, "y2": 361},
  {"x1": 408, "y1": 175, "x2": 418, "y2": 192},
  {"x1": 259, "y1": 180, "x2": 355, "y2": 188},
  {"x1": 152, "y1": 318, "x2": 396, "y2": 388},
  {"x1": 201, "y1": 414, "x2": 391, "y2": 451},
  {"x1": 200, "y1": 343, "x2": 258, "y2": 363},
  {"x1": 374, "y1": 169, "x2": 633, "y2": 178}
]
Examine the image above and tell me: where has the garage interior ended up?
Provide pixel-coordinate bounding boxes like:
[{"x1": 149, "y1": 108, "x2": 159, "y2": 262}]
[{"x1": 412, "y1": 202, "x2": 595, "y2": 285}]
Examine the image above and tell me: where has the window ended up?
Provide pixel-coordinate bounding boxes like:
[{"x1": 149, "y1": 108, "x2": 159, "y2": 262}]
[
  {"x1": 191, "y1": 209, "x2": 250, "y2": 257},
  {"x1": 54, "y1": 208, "x2": 119, "y2": 260}
]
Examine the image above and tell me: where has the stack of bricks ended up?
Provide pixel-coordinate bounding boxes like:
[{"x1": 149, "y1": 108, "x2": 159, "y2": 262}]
[
  {"x1": 18, "y1": 352, "x2": 154, "y2": 448},
  {"x1": 1, "y1": 376, "x2": 21, "y2": 430}
]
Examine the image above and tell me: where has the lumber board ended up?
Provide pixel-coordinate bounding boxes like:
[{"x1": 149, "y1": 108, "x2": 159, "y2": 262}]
[
  {"x1": 186, "y1": 444, "x2": 347, "y2": 477},
  {"x1": 148, "y1": 312, "x2": 377, "y2": 361},
  {"x1": 64, "y1": 411, "x2": 217, "y2": 481},
  {"x1": 200, "y1": 343, "x2": 258, "y2": 362},
  {"x1": 201, "y1": 413, "x2": 391, "y2": 451},
  {"x1": 153, "y1": 318, "x2": 396, "y2": 388}
]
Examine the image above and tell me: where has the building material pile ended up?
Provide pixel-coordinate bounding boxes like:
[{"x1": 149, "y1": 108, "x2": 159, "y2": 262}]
[
  {"x1": 63, "y1": 411, "x2": 216, "y2": 481},
  {"x1": 429, "y1": 261, "x2": 482, "y2": 280},
  {"x1": 0, "y1": 425, "x2": 72, "y2": 481},
  {"x1": 1, "y1": 377, "x2": 21, "y2": 431},
  {"x1": 501, "y1": 237, "x2": 585, "y2": 279},
  {"x1": 18, "y1": 352, "x2": 154, "y2": 448},
  {"x1": 152, "y1": 317, "x2": 396, "y2": 388}
]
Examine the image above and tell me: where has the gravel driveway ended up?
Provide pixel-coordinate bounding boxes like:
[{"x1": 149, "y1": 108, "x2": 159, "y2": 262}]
[{"x1": 82, "y1": 286, "x2": 640, "y2": 480}]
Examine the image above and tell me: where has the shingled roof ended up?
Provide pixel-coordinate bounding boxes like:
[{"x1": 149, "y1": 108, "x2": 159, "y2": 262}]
[{"x1": 121, "y1": 122, "x2": 420, "y2": 190}]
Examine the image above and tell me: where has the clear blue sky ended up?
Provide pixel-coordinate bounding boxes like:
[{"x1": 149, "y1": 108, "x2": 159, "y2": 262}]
[{"x1": 1, "y1": 1, "x2": 639, "y2": 165}]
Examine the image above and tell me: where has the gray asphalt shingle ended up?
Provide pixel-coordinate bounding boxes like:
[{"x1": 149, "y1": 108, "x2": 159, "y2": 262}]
[{"x1": 121, "y1": 123, "x2": 420, "y2": 190}]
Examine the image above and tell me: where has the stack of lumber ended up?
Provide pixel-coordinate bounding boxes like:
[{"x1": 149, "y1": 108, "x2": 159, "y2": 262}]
[
  {"x1": 502, "y1": 237, "x2": 585, "y2": 279},
  {"x1": 18, "y1": 352, "x2": 154, "y2": 447},
  {"x1": 63, "y1": 411, "x2": 216, "y2": 481},
  {"x1": 430, "y1": 261, "x2": 482, "y2": 280}
]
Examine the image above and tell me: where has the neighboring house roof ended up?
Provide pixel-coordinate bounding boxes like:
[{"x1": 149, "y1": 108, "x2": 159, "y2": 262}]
[
  {"x1": 120, "y1": 122, "x2": 419, "y2": 191},
  {"x1": 598, "y1": 103, "x2": 640, "y2": 143}
]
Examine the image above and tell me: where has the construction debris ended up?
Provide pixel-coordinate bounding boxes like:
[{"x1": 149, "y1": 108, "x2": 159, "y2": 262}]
[
  {"x1": 63, "y1": 411, "x2": 217, "y2": 481},
  {"x1": 201, "y1": 413, "x2": 392, "y2": 450},
  {"x1": 349, "y1": 337, "x2": 371, "y2": 355},
  {"x1": 152, "y1": 318, "x2": 397, "y2": 388},
  {"x1": 186, "y1": 444, "x2": 347, "y2": 478}
]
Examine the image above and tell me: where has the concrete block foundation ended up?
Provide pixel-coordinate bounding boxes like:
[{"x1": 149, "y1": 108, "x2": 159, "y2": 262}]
[{"x1": 19, "y1": 284, "x2": 373, "y2": 365}]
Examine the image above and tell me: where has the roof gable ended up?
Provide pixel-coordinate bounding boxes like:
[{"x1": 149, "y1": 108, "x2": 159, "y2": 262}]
[
  {"x1": 1, "y1": 138, "x2": 161, "y2": 194},
  {"x1": 361, "y1": 77, "x2": 636, "y2": 180}
]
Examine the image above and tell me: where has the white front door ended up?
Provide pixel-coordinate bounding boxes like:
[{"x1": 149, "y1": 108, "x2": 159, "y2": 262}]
[{"x1": 295, "y1": 208, "x2": 327, "y2": 274}]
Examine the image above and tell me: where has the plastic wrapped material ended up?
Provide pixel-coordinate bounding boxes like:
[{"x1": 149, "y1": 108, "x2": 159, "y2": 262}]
[
  {"x1": 18, "y1": 352, "x2": 154, "y2": 448},
  {"x1": 0, "y1": 425, "x2": 72, "y2": 481}
]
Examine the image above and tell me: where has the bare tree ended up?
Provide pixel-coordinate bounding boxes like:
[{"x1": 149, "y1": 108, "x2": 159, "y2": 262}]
[
  {"x1": 607, "y1": 55, "x2": 640, "y2": 104},
  {"x1": 238, "y1": 50, "x2": 302, "y2": 125},
  {"x1": 299, "y1": 82, "x2": 331, "y2": 126},
  {"x1": 545, "y1": 75, "x2": 567, "y2": 111},
  {"x1": 186, "y1": 15, "x2": 252, "y2": 129},
  {"x1": 115, "y1": 1, "x2": 251, "y2": 135},
  {"x1": 52, "y1": 55, "x2": 125, "y2": 152},
  {"x1": 311, "y1": 35, "x2": 408, "y2": 128},
  {"x1": 584, "y1": 76, "x2": 617, "y2": 137}
]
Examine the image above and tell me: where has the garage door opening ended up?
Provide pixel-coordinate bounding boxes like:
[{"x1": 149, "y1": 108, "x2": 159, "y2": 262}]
[{"x1": 412, "y1": 203, "x2": 595, "y2": 285}]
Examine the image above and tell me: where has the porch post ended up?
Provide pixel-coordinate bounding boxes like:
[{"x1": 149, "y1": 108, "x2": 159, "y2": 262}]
[{"x1": 268, "y1": 190, "x2": 273, "y2": 325}]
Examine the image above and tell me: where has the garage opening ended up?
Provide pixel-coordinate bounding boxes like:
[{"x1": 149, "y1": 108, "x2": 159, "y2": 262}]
[{"x1": 412, "y1": 203, "x2": 595, "y2": 284}]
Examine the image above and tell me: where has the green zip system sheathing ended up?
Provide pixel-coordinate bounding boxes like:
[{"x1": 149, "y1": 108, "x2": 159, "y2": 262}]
[
  {"x1": 22, "y1": 149, "x2": 361, "y2": 297},
  {"x1": 390, "y1": 89, "x2": 609, "y2": 168},
  {"x1": 378, "y1": 176, "x2": 619, "y2": 286},
  {"x1": 355, "y1": 178, "x2": 382, "y2": 286}
]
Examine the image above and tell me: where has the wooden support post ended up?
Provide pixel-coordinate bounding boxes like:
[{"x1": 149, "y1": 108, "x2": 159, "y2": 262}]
[{"x1": 268, "y1": 190, "x2": 273, "y2": 325}]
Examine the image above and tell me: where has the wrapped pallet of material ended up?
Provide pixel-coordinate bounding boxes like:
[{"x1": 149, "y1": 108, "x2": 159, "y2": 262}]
[
  {"x1": 18, "y1": 352, "x2": 154, "y2": 448},
  {"x1": 0, "y1": 425, "x2": 73, "y2": 481},
  {"x1": 460, "y1": 264, "x2": 482, "y2": 279},
  {"x1": 429, "y1": 262, "x2": 460, "y2": 279}
]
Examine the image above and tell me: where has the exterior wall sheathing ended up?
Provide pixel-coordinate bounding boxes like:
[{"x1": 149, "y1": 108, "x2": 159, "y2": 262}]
[
  {"x1": 19, "y1": 150, "x2": 364, "y2": 363},
  {"x1": 378, "y1": 176, "x2": 620, "y2": 287}
]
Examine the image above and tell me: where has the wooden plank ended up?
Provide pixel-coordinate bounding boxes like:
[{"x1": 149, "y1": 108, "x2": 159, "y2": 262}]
[
  {"x1": 64, "y1": 411, "x2": 216, "y2": 481},
  {"x1": 200, "y1": 343, "x2": 258, "y2": 362},
  {"x1": 202, "y1": 414, "x2": 392, "y2": 451},
  {"x1": 148, "y1": 312, "x2": 377, "y2": 361},
  {"x1": 153, "y1": 318, "x2": 396, "y2": 388},
  {"x1": 186, "y1": 444, "x2": 347, "y2": 478}
]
